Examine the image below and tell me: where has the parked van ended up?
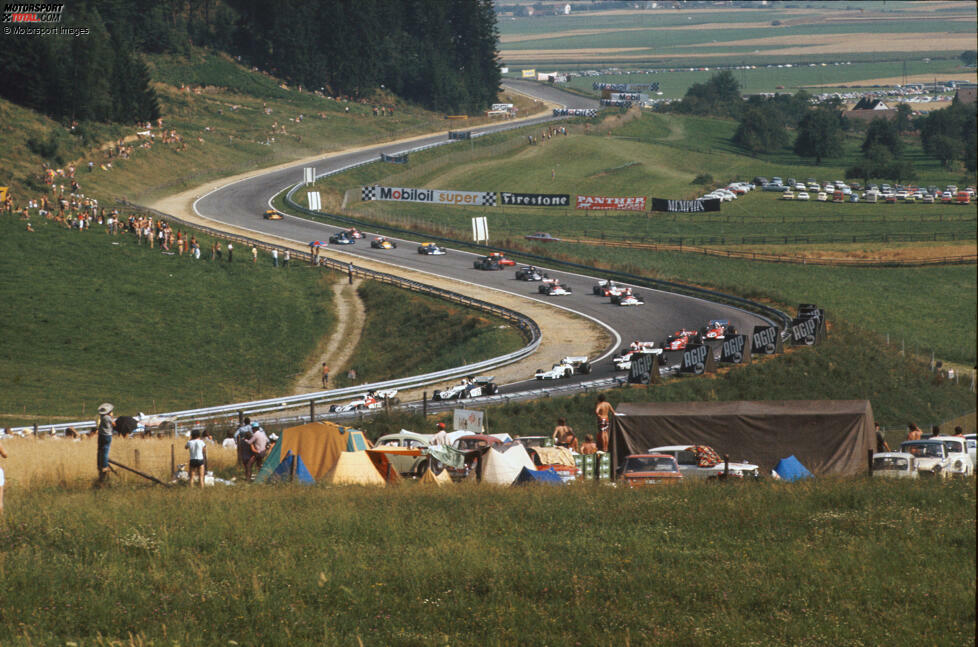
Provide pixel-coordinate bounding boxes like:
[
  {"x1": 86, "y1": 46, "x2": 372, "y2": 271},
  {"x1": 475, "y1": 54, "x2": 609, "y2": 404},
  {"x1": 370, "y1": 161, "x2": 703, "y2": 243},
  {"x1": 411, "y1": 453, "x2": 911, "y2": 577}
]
[{"x1": 956, "y1": 191, "x2": 971, "y2": 205}]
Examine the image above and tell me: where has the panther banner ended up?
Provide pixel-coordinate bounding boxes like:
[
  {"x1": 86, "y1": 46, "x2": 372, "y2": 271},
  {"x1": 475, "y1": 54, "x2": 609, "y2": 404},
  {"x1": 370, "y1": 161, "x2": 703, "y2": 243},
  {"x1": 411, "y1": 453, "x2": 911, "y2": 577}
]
[
  {"x1": 651, "y1": 198, "x2": 722, "y2": 213},
  {"x1": 751, "y1": 326, "x2": 783, "y2": 355},
  {"x1": 719, "y1": 335, "x2": 751, "y2": 364},
  {"x1": 380, "y1": 153, "x2": 408, "y2": 164},
  {"x1": 448, "y1": 131, "x2": 472, "y2": 140},
  {"x1": 361, "y1": 185, "x2": 496, "y2": 207},
  {"x1": 628, "y1": 353, "x2": 660, "y2": 384},
  {"x1": 500, "y1": 192, "x2": 570, "y2": 207},
  {"x1": 679, "y1": 344, "x2": 717, "y2": 375},
  {"x1": 575, "y1": 195, "x2": 646, "y2": 211}
]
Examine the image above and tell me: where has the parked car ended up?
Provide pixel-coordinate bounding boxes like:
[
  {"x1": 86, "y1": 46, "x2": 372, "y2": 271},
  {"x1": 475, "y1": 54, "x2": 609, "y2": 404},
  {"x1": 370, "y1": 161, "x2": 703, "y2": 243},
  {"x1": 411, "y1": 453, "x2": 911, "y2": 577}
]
[
  {"x1": 871, "y1": 452, "x2": 918, "y2": 479},
  {"x1": 649, "y1": 445, "x2": 760, "y2": 479},
  {"x1": 535, "y1": 356, "x2": 591, "y2": 380},
  {"x1": 374, "y1": 432, "x2": 433, "y2": 477},
  {"x1": 931, "y1": 436, "x2": 975, "y2": 476},
  {"x1": 417, "y1": 242, "x2": 447, "y2": 255},
  {"x1": 447, "y1": 434, "x2": 503, "y2": 481},
  {"x1": 781, "y1": 191, "x2": 795, "y2": 200},
  {"x1": 899, "y1": 440, "x2": 954, "y2": 478},
  {"x1": 816, "y1": 192, "x2": 828, "y2": 202},
  {"x1": 432, "y1": 376, "x2": 499, "y2": 401},
  {"x1": 796, "y1": 191, "x2": 810, "y2": 201},
  {"x1": 525, "y1": 232, "x2": 560, "y2": 243},
  {"x1": 619, "y1": 454, "x2": 683, "y2": 487}
]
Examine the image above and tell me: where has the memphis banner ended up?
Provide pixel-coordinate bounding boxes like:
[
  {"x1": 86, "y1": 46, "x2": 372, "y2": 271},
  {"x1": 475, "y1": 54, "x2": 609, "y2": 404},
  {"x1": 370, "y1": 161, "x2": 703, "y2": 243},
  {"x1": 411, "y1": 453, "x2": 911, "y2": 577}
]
[{"x1": 361, "y1": 185, "x2": 496, "y2": 207}]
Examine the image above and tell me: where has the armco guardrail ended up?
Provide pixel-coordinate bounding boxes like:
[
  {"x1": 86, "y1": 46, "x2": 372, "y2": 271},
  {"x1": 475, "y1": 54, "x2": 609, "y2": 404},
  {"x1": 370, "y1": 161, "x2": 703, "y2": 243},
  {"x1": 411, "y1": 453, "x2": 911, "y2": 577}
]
[{"x1": 8, "y1": 201, "x2": 542, "y2": 437}]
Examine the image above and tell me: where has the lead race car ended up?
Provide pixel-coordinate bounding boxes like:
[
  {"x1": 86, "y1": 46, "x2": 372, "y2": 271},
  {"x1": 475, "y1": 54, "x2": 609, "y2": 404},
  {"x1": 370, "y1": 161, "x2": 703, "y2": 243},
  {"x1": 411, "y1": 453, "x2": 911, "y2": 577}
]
[
  {"x1": 432, "y1": 376, "x2": 499, "y2": 401},
  {"x1": 328, "y1": 389, "x2": 399, "y2": 413},
  {"x1": 417, "y1": 242, "x2": 446, "y2": 255}
]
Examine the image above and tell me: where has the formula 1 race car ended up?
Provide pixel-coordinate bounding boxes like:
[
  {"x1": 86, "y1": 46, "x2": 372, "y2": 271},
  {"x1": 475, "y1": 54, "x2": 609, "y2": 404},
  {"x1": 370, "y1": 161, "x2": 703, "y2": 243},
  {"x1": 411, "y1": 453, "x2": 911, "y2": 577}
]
[
  {"x1": 662, "y1": 329, "x2": 702, "y2": 351},
  {"x1": 616, "y1": 292, "x2": 644, "y2": 306},
  {"x1": 263, "y1": 209, "x2": 283, "y2": 220},
  {"x1": 515, "y1": 266, "x2": 543, "y2": 281},
  {"x1": 329, "y1": 231, "x2": 355, "y2": 245},
  {"x1": 487, "y1": 252, "x2": 515, "y2": 267},
  {"x1": 593, "y1": 280, "x2": 629, "y2": 297},
  {"x1": 700, "y1": 319, "x2": 732, "y2": 340},
  {"x1": 417, "y1": 242, "x2": 447, "y2": 255},
  {"x1": 370, "y1": 236, "x2": 397, "y2": 250},
  {"x1": 432, "y1": 376, "x2": 499, "y2": 401},
  {"x1": 474, "y1": 255, "x2": 502, "y2": 270},
  {"x1": 613, "y1": 343, "x2": 663, "y2": 370},
  {"x1": 539, "y1": 280, "x2": 572, "y2": 296},
  {"x1": 534, "y1": 356, "x2": 591, "y2": 379},
  {"x1": 609, "y1": 287, "x2": 639, "y2": 304},
  {"x1": 345, "y1": 228, "x2": 365, "y2": 239},
  {"x1": 328, "y1": 389, "x2": 399, "y2": 413}
]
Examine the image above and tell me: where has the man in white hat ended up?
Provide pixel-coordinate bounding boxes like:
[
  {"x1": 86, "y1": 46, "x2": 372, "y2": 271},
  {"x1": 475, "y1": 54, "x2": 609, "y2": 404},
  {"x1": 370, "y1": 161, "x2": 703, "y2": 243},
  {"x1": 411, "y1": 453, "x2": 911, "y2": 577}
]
[{"x1": 96, "y1": 402, "x2": 116, "y2": 481}]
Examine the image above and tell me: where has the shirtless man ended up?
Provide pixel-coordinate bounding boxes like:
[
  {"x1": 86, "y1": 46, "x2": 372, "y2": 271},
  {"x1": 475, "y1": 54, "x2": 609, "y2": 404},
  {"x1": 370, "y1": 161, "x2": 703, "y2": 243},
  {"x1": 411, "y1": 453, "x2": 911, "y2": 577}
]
[{"x1": 595, "y1": 394, "x2": 614, "y2": 452}]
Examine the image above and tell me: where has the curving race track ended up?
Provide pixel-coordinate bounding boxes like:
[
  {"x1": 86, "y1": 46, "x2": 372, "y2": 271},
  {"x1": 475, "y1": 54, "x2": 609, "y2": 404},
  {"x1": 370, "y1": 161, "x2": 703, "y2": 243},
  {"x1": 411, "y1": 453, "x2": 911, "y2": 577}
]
[{"x1": 193, "y1": 82, "x2": 774, "y2": 389}]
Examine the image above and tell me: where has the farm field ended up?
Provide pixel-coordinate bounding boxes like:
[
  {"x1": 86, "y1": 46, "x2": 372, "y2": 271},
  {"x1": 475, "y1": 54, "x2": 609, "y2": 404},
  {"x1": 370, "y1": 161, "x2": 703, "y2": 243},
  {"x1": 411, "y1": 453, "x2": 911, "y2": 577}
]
[
  {"x1": 0, "y1": 475, "x2": 973, "y2": 647},
  {"x1": 497, "y1": 2, "x2": 977, "y2": 67}
]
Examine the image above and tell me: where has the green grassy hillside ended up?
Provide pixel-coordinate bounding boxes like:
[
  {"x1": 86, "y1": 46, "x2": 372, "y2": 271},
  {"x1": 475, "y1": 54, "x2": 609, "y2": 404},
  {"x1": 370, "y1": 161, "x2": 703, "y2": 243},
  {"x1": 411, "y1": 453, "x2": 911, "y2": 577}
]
[{"x1": 2, "y1": 478, "x2": 972, "y2": 646}]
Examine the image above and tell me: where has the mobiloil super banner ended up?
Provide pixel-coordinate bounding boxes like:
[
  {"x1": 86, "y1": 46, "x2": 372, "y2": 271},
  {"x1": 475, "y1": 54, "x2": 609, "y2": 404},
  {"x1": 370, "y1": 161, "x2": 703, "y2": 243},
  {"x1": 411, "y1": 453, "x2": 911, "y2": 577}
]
[
  {"x1": 575, "y1": 195, "x2": 646, "y2": 211},
  {"x1": 651, "y1": 197, "x2": 721, "y2": 212},
  {"x1": 361, "y1": 185, "x2": 496, "y2": 207},
  {"x1": 500, "y1": 192, "x2": 570, "y2": 207}
]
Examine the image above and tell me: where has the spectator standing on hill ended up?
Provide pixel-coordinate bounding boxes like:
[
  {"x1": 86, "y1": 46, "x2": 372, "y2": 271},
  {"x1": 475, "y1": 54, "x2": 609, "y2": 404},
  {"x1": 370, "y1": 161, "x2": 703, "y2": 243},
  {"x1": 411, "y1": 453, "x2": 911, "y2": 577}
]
[
  {"x1": 930, "y1": 425, "x2": 941, "y2": 438},
  {"x1": 252, "y1": 245, "x2": 258, "y2": 264},
  {"x1": 96, "y1": 402, "x2": 115, "y2": 482},
  {"x1": 906, "y1": 423, "x2": 923, "y2": 441},
  {"x1": 321, "y1": 364, "x2": 329, "y2": 389},
  {"x1": 247, "y1": 422, "x2": 269, "y2": 479},
  {"x1": 595, "y1": 394, "x2": 614, "y2": 452},
  {"x1": 272, "y1": 249, "x2": 278, "y2": 267},
  {"x1": 283, "y1": 250, "x2": 290, "y2": 268},
  {"x1": 185, "y1": 429, "x2": 207, "y2": 487},
  {"x1": 0, "y1": 438, "x2": 7, "y2": 515},
  {"x1": 552, "y1": 417, "x2": 576, "y2": 449},
  {"x1": 226, "y1": 242, "x2": 233, "y2": 262},
  {"x1": 875, "y1": 423, "x2": 890, "y2": 452}
]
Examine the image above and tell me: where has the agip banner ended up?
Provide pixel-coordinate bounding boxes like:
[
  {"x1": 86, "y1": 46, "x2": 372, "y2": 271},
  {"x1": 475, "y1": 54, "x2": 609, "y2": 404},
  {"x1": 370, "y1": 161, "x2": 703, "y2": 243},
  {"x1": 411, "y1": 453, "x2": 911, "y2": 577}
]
[
  {"x1": 575, "y1": 195, "x2": 646, "y2": 211},
  {"x1": 361, "y1": 185, "x2": 496, "y2": 207}
]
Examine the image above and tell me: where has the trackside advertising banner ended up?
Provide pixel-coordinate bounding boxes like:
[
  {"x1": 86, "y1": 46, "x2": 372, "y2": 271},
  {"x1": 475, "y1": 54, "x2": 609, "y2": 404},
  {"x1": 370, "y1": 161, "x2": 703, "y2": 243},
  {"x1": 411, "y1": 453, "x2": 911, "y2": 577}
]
[
  {"x1": 361, "y1": 185, "x2": 496, "y2": 207},
  {"x1": 576, "y1": 195, "x2": 646, "y2": 211},
  {"x1": 651, "y1": 198, "x2": 722, "y2": 212},
  {"x1": 500, "y1": 192, "x2": 570, "y2": 207}
]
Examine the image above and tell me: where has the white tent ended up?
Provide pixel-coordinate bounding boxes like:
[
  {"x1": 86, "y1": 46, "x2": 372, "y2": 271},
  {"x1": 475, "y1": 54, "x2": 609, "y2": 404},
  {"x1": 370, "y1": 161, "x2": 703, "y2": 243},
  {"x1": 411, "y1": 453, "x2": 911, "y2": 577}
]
[{"x1": 480, "y1": 445, "x2": 536, "y2": 485}]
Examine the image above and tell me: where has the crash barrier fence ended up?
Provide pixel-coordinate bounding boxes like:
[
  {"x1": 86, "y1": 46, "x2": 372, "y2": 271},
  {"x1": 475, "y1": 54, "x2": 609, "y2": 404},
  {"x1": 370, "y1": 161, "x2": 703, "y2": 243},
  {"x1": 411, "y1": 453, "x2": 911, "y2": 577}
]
[
  {"x1": 8, "y1": 200, "x2": 543, "y2": 437},
  {"x1": 567, "y1": 240, "x2": 978, "y2": 267},
  {"x1": 565, "y1": 230, "x2": 977, "y2": 246}
]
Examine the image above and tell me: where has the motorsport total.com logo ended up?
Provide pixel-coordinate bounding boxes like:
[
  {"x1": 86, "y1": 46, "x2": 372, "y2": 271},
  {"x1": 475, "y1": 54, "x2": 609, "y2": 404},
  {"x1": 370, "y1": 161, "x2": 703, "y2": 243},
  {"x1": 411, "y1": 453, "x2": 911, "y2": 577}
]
[{"x1": 2, "y1": 2, "x2": 64, "y2": 22}]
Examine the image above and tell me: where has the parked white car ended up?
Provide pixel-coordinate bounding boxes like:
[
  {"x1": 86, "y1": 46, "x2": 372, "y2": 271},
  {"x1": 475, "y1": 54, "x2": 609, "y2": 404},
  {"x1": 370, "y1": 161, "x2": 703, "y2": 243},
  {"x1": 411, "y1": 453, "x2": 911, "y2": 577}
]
[
  {"x1": 931, "y1": 436, "x2": 975, "y2": 476},
  {"x1": 872, "y1": 452, "x2": 918, "y2": 479},
  {"x1": 796, "y1": 191, "x2": 810, "y2": 201},
  {"x1": 648, "y1": 445, "x2": 760, "y2": 479},
  {"x1": 899, "y1": 439, "x2": 970, "y2": 478}
]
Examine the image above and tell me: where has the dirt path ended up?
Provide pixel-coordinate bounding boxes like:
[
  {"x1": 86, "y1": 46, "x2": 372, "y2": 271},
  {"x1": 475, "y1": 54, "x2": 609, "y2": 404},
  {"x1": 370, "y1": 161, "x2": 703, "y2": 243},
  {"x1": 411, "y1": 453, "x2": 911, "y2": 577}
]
[{"x1": 292, "y1": 279, "x2": 365, "y2": 394}]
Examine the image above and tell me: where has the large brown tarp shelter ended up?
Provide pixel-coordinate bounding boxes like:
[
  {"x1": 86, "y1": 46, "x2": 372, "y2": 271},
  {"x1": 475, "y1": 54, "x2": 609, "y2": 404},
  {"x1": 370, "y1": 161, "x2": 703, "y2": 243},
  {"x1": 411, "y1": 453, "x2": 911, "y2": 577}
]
[{"x1": 611, "y1": 400, "x2": 875, "y2": 477}]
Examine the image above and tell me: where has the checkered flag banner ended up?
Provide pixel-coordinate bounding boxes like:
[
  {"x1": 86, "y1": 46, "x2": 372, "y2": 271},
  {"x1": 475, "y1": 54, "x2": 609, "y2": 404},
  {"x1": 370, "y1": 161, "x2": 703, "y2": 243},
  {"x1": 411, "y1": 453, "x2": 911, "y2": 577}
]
[
  {"x1": 360, "y1": 185, "x2": 496, "y2": 207},
  {"x1": 480, "y1": 192, "x2": 496, "y2": 207},
  {"x1": 361, "y1": 186, "x2": 377, "y2": 202}
]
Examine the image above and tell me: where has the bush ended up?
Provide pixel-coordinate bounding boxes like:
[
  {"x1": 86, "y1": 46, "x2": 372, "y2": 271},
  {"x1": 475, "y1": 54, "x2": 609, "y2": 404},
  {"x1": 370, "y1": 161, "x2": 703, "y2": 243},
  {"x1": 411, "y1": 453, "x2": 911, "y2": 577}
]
[{"x1": 692, "y1": 173, "x2": 714, "y2": 185}]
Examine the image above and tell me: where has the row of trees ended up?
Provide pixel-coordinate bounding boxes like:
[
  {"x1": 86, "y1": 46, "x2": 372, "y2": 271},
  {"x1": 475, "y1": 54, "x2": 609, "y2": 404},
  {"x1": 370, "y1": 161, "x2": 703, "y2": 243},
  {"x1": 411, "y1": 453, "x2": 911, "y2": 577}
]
[{"x1": 0, "y1": 0, "x2": 501, "y2": 123}]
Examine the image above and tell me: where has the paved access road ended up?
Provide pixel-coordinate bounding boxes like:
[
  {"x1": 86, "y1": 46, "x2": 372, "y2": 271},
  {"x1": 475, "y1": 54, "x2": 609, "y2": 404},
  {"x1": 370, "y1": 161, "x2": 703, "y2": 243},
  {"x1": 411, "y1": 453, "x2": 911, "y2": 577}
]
[{"x1": 194, "y1": 82, "x2": 773, "y2": 387}]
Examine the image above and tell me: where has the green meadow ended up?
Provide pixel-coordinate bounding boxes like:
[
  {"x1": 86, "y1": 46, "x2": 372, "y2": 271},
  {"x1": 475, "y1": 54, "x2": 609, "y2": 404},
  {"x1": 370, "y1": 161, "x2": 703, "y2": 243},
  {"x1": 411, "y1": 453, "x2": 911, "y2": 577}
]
[{"x1": 1, "y1": 478, "x2": 972, "y2": 646}]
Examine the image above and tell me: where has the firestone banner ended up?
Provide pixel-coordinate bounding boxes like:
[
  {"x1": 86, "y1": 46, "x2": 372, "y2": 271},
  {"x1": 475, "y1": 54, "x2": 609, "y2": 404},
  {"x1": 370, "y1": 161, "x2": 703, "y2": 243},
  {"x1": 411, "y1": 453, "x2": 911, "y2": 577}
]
[
  {"x1": 361, "y1": 185, "x2": 496, "y2": 207},
  {"x1": 500, "y1": 192, "x2": 570, "y2": 207},
  {"x1": 575, "y1": 195, "x2": 646, "y2": 211}
]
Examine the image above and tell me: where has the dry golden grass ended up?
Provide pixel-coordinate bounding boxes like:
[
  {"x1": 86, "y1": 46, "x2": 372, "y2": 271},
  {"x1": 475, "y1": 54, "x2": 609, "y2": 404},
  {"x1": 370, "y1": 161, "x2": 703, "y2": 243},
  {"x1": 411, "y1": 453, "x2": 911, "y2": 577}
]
[
  {"x1": 1, "y1": 435, "x2": 238, "y2": 490},
  {"x1": 810, "y1": 73, "x2": 978, "y2": 87},
  {"x1": 683, "y1": 32, "x2": 978, "y2": 56}
]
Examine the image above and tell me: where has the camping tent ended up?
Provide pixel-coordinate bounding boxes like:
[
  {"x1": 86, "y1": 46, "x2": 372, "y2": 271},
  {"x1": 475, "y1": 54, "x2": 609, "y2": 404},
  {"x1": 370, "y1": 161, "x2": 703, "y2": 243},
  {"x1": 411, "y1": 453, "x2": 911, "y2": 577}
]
[
  {"x1": 268, "y1": 451, "x2": 315, "y2": 484},
  {"x1": 419, "y1": 466, "x2": 453, "y2": 485},
  {"x1": 611, "y1": 400, "x2": 874, "y2": 477},
  {"x1": 323, "y1": 450, "x2": 386, "y2": 486},
  {"x1": 480, "y1": 444, "x2": 536, "y2": 485},
  {"x1": 255, "y1": 421, "x2": 371, "y2": 483},
  {"x1": 774, "y1": 455, "x2": 813, "y2": 482},
  {"x1": 514, "y1": 466, "x2": 563, "y2": 486}
]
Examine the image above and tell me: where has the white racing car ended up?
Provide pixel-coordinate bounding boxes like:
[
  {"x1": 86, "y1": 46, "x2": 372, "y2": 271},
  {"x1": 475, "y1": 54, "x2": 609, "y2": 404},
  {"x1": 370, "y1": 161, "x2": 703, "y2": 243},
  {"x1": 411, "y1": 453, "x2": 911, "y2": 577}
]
[
  {"x1": 613, "y1": 343, "x2": 663, "y2": 370},
  {"x1": 329, "y1": 389, "x2": 399, "y2": 413},
  {"x1": 616, "y1": 292, "x2": 644, "y2": 306},
  {"x1": 535, "y1": 356, "x2": 591, "y2": 379},
  {"x1": 432, "y1": 376, "x2": 499, "y2": 400}
]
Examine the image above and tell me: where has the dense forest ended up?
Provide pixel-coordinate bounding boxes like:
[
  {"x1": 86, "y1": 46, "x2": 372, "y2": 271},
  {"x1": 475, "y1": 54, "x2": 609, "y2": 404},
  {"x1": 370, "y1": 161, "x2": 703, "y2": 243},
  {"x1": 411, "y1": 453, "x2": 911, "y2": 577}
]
[{"x1": 0, "y1": 0, "x2": 501, "y2": 123}]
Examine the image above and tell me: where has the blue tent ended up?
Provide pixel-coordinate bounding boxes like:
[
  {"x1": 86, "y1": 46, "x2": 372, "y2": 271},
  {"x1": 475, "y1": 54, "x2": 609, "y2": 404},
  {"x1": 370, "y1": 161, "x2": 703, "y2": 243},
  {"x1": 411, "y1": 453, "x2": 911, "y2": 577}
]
[
  {"x1": 774, "y1": 455, "x2": 813, "y2": 482},
  {"x1": 268, "y1": 451, "x2": 315, "y2": 484},
  {"x1": 514, "y1": 466, "x2": 564, "y2": 486}
]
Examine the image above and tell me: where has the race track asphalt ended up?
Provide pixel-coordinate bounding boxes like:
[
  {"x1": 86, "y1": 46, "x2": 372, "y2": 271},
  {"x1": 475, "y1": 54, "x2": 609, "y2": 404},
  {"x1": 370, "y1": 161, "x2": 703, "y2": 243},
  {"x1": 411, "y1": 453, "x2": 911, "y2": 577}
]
[{"x1": 193, "y1": 82, "x2": 774, "y2": 389}]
